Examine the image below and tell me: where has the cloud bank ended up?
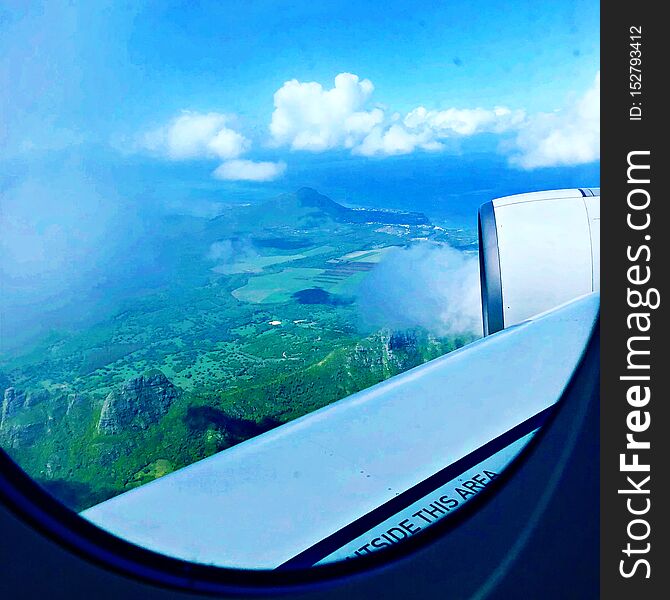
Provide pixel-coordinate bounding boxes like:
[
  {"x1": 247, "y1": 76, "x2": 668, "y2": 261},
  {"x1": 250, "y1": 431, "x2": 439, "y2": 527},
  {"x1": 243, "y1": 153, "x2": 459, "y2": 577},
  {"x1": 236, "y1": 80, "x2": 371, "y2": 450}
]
[
  {"x1": 403, "y1": 105, "x2": 526, "y2": 136},
  {"x1": 137, "y1": 71, "x2": 599, "y2": 178},
  {"x1": 268, "y1": 71, "x2": 599, "y2": 167},
  {"x1": 269, "y1": 73, "x2": 523, "y2": 158}
]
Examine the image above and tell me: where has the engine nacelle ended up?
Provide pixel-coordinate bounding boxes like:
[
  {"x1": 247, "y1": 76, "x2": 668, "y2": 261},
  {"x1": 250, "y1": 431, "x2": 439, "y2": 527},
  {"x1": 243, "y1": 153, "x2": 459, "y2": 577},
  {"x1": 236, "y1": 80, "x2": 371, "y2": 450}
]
[{"x1": 479, "y1": 188, "x2": 600, "y2": 335}]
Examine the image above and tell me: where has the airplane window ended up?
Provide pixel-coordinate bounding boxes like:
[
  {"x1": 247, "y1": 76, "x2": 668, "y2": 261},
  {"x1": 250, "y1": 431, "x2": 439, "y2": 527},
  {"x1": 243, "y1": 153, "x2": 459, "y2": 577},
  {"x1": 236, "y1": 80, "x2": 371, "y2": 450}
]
[{"x1": 0, "y1": 0, "x2": 599, "y2": 584}]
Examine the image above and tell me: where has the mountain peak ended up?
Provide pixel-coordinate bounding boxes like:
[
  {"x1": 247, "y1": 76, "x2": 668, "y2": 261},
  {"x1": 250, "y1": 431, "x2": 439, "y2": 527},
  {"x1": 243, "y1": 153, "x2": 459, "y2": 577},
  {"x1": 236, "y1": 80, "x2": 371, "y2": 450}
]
[
  {"x1": 296, "y1": 186, "x2": 318, "y2": 196},
  {"x1": 294, "y1": 187, "x2": 345, "y2": 211},
  {"x1": 97, "y1": 371, "x2": 180, "y2": 435},
  {"x1": 208, "y1": 188, "x2": 431, "y2": 232}
]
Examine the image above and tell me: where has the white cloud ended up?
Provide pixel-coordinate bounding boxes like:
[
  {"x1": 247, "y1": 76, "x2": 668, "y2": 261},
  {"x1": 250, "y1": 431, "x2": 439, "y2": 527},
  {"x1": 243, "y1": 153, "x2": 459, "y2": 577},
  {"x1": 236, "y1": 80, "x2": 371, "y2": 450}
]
[
  {"x1": 404, "y1": 105, "x2": 525, "y2": 136},
  {"x1": 141, "y1": 111, "x2": 285, "y2": 181},
  {"x1": 354, "y1": 124, "x2": 442, "y2": 157},
  {"x1": 139, "y1": 71, "x2": 599, "y2": 172},
  {"x1": 510, "y1": 72, "x2": 600, "y2": 169},
  {"x1": 270, "y1": 73, "x2": 384, "y2": 151},
  {"x1": 269, "y1": 72, "x2": 526, "y2": 158},
  {"x1": 356, "y1": 243, "x2": 482, "y2": 337},
  {"x1": 143, "y1": 111, "x2": 249, "y2": 160},
  {"x1": 355, "y1": 106, "x2": 524, "y2": 157},
  {"x1": 212, "y1": 159, "x2": 286, "y2": 181}
]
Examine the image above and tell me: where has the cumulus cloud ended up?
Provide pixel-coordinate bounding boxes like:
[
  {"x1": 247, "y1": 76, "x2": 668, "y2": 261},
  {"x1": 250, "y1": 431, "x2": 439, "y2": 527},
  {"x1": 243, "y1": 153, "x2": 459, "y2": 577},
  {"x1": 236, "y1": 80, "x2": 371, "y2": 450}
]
[
  {"x1": 140, "y1": 71, "x2": 599, "y2": 172},
  {"x1": 143, "y1": 111, "x2": 249, "y2": 160},
  {"x1": 356, "y1": 243, "x2": 482, "y2": 337},
  {"x1": 510, "y1": 72, "x2": 600, "y2": 169},
  {"x1": 212, "y1": 159, "x2": 286, "y2": 181},
  {"x1": 270, "y1": 73, "x2": 384, "y2": 151},
  {"x1": 269, "y1": 72, "x2": 525, "y2": 158}
]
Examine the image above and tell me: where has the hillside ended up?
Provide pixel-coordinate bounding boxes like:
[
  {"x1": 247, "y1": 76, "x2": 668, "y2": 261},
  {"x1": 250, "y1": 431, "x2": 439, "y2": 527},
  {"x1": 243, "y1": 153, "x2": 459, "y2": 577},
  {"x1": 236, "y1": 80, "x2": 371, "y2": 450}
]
[{"x1": 208, "y1": 187, "x2": 430, "y2": 234}]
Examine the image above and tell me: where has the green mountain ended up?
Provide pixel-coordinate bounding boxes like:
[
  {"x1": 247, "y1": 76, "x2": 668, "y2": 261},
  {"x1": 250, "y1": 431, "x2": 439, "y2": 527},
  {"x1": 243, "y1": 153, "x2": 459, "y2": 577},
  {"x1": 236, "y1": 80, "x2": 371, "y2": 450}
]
[{"x1": 259, "y1": 187, "x2": 430, "y2": 225}]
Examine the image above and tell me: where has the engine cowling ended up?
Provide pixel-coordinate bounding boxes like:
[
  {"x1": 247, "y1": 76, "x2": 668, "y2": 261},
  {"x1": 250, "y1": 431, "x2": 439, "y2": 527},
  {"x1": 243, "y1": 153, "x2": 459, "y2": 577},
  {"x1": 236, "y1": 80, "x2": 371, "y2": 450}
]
[{"x1": 479, "y1": 188, "x2": 600, "y2": 335}]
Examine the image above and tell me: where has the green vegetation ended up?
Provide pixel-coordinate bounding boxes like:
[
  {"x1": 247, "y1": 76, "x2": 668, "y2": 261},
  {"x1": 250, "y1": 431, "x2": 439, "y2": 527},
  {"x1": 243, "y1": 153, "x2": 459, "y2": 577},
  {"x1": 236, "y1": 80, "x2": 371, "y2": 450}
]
[{"x1": 0, "y1": 188, "x2": 477, "y2": 511}]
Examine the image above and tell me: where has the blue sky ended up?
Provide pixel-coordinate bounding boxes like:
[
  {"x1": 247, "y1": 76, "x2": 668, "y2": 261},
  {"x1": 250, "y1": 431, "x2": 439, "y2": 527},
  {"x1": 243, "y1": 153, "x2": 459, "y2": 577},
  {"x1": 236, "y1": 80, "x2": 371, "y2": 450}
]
[{"x1": 1, "y1": 0, "x2": 599, "y2": 222}]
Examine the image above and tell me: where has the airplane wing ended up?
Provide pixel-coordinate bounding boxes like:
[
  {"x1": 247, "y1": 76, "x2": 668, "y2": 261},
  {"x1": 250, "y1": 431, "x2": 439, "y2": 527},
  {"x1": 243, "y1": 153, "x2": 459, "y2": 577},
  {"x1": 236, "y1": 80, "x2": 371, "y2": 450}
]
[{"x1": 81, "y1": 188, "x2": 601, "y2": 570}]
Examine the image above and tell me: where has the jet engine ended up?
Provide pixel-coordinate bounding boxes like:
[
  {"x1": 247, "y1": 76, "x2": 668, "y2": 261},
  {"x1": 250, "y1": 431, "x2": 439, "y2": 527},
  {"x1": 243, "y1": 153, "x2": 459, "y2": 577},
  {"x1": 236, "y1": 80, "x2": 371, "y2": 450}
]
[{"x1": 479, "y1": 188, "x2": 600, "y2": 335}]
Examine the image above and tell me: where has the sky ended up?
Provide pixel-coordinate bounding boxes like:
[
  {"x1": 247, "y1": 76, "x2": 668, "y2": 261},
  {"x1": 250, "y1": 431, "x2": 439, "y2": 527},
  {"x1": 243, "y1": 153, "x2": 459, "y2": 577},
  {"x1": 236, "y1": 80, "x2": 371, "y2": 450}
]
[{"x1": 1, "y1": 0, "x2": 600, "y2": 206}]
